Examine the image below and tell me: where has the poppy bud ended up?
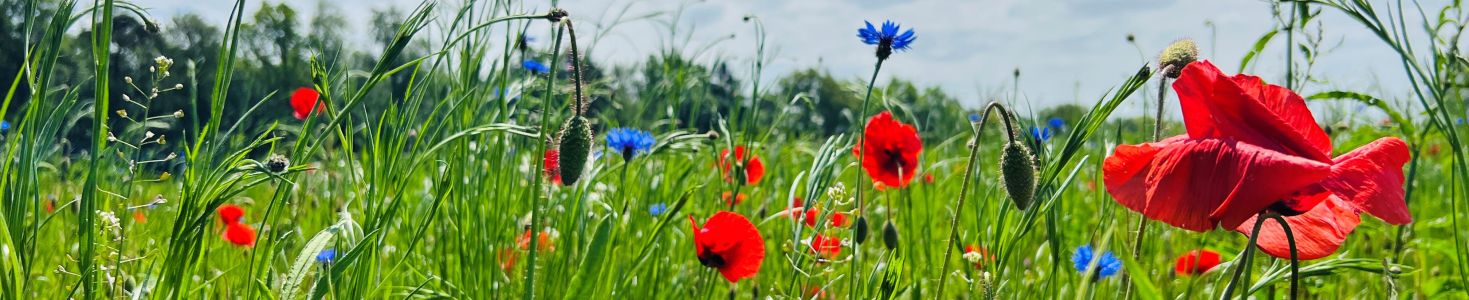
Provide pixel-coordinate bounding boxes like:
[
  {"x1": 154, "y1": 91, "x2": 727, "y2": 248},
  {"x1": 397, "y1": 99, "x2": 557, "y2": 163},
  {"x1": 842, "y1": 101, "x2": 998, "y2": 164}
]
[
  {"x1": 1159, "y1": 39, "x2": 1198, "y2": 79},
  {"x1": 265, "y1": 154, "x2": 290, "y2": 174},
  {"x1": 881, "y1": 221, "x2": 899, "y2": 250},
  {"x1": 557, "y1": 116, "x2": 593, "y2": 184},
  {"x1": 853, "y1": 216, "x2": 869, "y2": 244},
  {"x1": 1000, "y1": 142, "x2": 1036, "y2": 210}
]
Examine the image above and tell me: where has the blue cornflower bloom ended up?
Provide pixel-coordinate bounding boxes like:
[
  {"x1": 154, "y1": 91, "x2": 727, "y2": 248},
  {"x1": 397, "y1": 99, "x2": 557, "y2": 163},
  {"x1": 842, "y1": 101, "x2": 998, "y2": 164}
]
[
  {"x1": 316, "y1": 248, "x2": 337, "y2": 264},
  {"x1": 0, "y1": 120, "x2": 10, "y2": 132},
  {"x1": 649, "y1": 203, "x2": 667, "y2": 216},
  {"x1": 1046, "y1": 117, "x2": 1065, "y2": 130},
  {"x1": 968, "y1": 113, "x2": 981, "y2": 123},
  {"x1": 857, "y1": 20, "x2": 916, "y2": 59},
  {"x1": 1072, "y1": 245, "x2": 1122, "y2": 280},
  {"x1": 606, "y1": 128, "x2": 655, "y2": 160},
  {"x1": 522, "y1": 59, "x2": 550, "y2": 74},
  {"x1": 1031, "y1": 126, "x2": 1053, "y2": 142}
]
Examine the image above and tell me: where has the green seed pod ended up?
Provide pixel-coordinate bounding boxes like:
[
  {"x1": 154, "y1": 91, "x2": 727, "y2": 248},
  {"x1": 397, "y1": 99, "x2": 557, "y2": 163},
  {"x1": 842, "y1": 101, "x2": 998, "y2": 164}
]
[
  {"x1": 1159, "y1": 39, "x2": 1199, "y2": 78},
  {"x1": 557, "y1": 116, "x2": 593, "y2": 184},
  {"x1": 882, "y1": 221, "x2": 899, "y2": 250},
  {"x1": 853, "y1": 216, "x2": 869, "y2": 244},
  {"x1": 1001, "y1": 142, "x2": 1037, "y2": 210}
]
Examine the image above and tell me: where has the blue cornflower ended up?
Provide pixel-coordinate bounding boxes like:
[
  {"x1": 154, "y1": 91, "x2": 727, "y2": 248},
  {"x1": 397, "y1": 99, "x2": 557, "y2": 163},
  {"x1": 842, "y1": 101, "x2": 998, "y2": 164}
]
[
  {"x1": 316, "y1": 248, "x2": 337, "y2": 264},
  {"x1": 1046, "y1": 117, "x2": 1065, "y2": 131},
  {"x1": 606, "y1": 128, "x2": 655, "y2": 160},
  {"x1": 649, "y1": 203, "x2": 667, "y2": 216},
  {"x1": 1030, "y1": 126, "x2": 1053, "y2": 142},
  {"x1": 1071, "y1": 245, "x2": 1122, "y2": 280},
  {"x1": 857, "y1": 20, "x2": 916, "y2": 59},
  {"x1": 0, "y1": 120, "x2": 10, "y2": 132},
  {"x1": 968, "y1": 113, "x2": 981, "y2": 123},
  {"x1": 522, "y1": 59, "x2": 550, "y2": 74}
]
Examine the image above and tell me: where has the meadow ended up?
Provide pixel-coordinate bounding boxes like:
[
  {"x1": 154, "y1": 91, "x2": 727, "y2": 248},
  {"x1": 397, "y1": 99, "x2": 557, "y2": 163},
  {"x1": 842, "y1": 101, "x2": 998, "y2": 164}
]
[{"x1": 0, "y1": 0, "x2": 1467, "y2": 299}]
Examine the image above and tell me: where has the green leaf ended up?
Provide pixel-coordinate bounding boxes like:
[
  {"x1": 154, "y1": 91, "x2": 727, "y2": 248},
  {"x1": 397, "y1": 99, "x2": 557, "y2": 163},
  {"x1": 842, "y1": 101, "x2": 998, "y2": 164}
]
[
  {"x1": 1239, "y1": 30, "x2": 1279, "y2": 73},
  {"x1": 1118, "y1": 253, "x2": 1163, "y2": 300},
  {"x1": 564, "y1": 216, "x2": 613, "y2": 299},
  {"x1": 280, "y1": 225, "x2": 338, "y2": 299}
]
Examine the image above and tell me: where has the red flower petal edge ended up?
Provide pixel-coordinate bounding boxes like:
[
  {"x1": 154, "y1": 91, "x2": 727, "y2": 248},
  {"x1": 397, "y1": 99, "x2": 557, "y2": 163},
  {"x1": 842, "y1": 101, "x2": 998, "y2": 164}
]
[{"x1": 689, "y1": 211, "x2": 765, "y2": 283}]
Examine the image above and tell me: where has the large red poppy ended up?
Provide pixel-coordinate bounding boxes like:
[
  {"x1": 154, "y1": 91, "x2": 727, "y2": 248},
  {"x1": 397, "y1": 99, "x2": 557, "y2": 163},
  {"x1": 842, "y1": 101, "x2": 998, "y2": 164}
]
[
  {"x1": 1174, "y1": 249, "x2": 1221, "y2": 276},
  {"x1": 290, "y1": 87, "x2": 324, "y2": 120},
  {"x1": 689, "y1": 211, "x2": 765, "y2": 283},
  {"x1": 223, "y1": 223, "x2": 256, "y2": 247},
  {"x1": 218, "y1": 204, "x2": 244, "y2": 225},
  {"x1": 810, "y1": 234, "x2": 842, "y2": 259},
  {"x1": 719, "y1": 146, "x2": 765, "y2": 185},
  {"x1": 1102, "y1": 60, "x2": 1411, "y2": 259},
  {"x1": 855, "y1": 111, "x2": 922, "y2": 188}
]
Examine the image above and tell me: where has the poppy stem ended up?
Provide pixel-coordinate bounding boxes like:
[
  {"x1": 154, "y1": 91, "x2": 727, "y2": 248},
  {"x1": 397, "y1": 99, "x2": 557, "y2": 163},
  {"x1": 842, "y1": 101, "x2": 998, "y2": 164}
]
[
  {"x1": 1271, "y1": 215, "x2": 1300, "y2": 299},
  {"x1": 934, "y1": 101, "x2": 999, "y2": 298},
  {"x1": 1126, "y1": 66, "x2": 1172, "y2": 299},
  {"x1": 1220, "y1": 213, "x2": 1268, "y2": 300}
]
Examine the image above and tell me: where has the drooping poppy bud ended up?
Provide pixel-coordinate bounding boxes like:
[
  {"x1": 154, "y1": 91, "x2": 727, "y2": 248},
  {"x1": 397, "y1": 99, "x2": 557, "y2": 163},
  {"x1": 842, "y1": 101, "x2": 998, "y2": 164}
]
[
  {"x1": 557, "y1": 116, "x2": 593, "y2": 184},
  {"x1": 853, "y1": 216, "x2": 869, "y2": 244},
  {"x1": 881, "y1": 221, "x2": 899, "y2": 250},
  {"x1": 1001, "y1": 142, "x2": 1037, "y2": 210}
]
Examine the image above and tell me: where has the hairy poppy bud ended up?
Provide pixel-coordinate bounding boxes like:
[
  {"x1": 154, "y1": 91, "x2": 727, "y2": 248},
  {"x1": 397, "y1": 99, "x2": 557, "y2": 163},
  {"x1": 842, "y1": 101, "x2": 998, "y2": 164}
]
[
  {"x1": 853, "y1": 216, "x2": 869, "y2": 244},
  {"x1": 557, "y1": 116, "x2": 593, "y2": 184},
  {"x1": 1159, "y1": 39, "x2": 1199, "y2": 78},
  {"x1": 882, "y1": 221, "x2": 899, "y2": 250},
  {"x1": 1001, "y1": 142, "x2": 1036, "y2": 210},
  {"x1": 265, "y1": 154, "x2": 290, "y2": 174}
]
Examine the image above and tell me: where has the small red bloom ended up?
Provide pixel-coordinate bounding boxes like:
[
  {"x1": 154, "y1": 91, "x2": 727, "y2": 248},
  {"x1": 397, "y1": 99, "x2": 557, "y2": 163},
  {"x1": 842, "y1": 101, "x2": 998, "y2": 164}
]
[
  {"x1": 810, "y1": 234, "x2": 842, "y2": 259},
  {"x1": 963, "y1": 245, "x2": 994, "y2": 269},
  {"x1": 1173, "y1": 249, "x2": 1221, "y2": 276},
  {"x1": 543, "y1": 149, "x2": 563, "y2": 185},
  {"x1": 218, "y1": 204, "x2": 244, "y2": 225},
  {"x1": 132, "y1": 210, "x2": 146, "y2": 223},
  {"x1": 1103, "y1": 61, "x2": 1411, "y2": 244},
  {"x1": 498, "y1": 248, "x2": 519, "y2": 271},
  {"x1": 516, "y1": 229, "x2": 555, "y2": 252},
  {"x1": 290, "y1": 87, "x2": 325, "y2": 120},
  {"x1": 223, "y1": 223, "x2": 256, "y2": 247},
  {"x1": 689, "y1": 211, "x2": 766, "y2": 283},
  {"x1": 721, "y1": 191, "x2": 747, "y2": 206},
  {"x1": 719, "y1": 146, "x2": 766, "y2": 185},
  {"x1": 923, "y1": 173, "x2": 935, "y2": 184},
  {"x1": 800, "y1": 209, "x2": 848, "y2": 228},
  {"x1": 855, "y1": 111, "x2": 922, "y2": 188},
  {"x1": 44, "y1": 200, "x2": 55, "y2": 214}
]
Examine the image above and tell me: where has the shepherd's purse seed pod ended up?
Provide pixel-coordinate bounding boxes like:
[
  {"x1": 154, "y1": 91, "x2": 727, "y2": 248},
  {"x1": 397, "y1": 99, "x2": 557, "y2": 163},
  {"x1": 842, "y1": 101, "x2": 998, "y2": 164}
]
[
  {"x1": 557, "y1": 116, "x2": 593, "y2": 184},
  {"x1": 1001, "y1": 142, "x2": 1037, "y2": 210}
]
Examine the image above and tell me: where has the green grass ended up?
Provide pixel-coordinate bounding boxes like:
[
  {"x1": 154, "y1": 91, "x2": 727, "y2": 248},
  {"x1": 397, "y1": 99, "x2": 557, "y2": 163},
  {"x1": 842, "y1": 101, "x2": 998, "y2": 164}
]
[{"x1": 0, "y1": 0, "x2": 1466, "y2": 299}]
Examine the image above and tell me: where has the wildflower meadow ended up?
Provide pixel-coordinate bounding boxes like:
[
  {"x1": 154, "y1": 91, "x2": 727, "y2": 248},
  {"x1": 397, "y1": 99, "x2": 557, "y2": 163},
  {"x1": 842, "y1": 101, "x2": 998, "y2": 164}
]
[{"x1": 1, "y1": 0, "x2": 1468, "y2": 299}]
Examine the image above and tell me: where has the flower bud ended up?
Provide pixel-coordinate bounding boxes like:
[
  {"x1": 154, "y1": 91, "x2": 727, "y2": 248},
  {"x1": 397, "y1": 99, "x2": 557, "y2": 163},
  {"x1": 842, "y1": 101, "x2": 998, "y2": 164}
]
[
  {"x1": 265, "y1": 154, "x2": 290, "y2": 174},
  {"x1": 853, "y1": 216, "x2": 869, "y2": 244},
  {"x1": 557, "y1": 116, "x2": 593, "y2": 184},
  {"x1": 173, "y1": 110, "x2": 185, "y2": 118},
  {"x1": 1001, "y1": 142, "x2": 1037, "y2": 210},
  {"x1": 881, "y1": 220, "x2": 899, "y2": 250},
  {"x1": 1159, "y1": 39, "x2": 1199, "y2": 78}
]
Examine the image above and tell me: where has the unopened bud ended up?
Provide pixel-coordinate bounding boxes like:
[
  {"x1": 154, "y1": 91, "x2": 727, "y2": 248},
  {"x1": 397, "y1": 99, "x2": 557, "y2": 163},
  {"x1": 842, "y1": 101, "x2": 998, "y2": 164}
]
[
  {"x1": 1000, "y1": 142, "x2": 1037, "y2": 210},
  {"x1": 1159, "y1": 39, "x2": 1199, "y2": 78},
  {"x1": 557, "y1": 116, "x2": 593, "y2": 184},
  {"x1": 881, "y1": 221, "x2": 899, "y2": 250}
]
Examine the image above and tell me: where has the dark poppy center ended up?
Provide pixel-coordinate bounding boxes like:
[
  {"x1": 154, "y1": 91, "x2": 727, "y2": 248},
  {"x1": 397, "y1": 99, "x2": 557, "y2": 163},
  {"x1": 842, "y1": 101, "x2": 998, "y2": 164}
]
[
  {"x1": 1267, "y1": 200, "x2": 1309, "y2": 217},
  {"x1": 697, "y1": 247, "x2": 727, "y2": 268},
  {"x1": 883, "y1": 149, "x2": 906, "y2": 172}
]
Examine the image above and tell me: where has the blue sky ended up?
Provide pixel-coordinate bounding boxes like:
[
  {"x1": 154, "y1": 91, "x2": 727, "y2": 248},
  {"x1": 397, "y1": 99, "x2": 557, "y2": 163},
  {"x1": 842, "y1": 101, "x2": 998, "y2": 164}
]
[{"x1": 137, "y1": 0, "x2": 1431, "y2": 116}]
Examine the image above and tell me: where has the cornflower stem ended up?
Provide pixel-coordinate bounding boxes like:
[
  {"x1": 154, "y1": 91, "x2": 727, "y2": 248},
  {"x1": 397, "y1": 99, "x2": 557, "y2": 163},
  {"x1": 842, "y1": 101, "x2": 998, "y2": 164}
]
[
  {"x1": 617, "y1": 161, "x2": 632, "y2": 219},
  {"x1": 1271, "y1": 215, "x2": 1301, "y2": 299},
  {"x1": 849, "y1": 57, "x2": 885, "y2": 299},
  {"x1": 935, "y1": 101, "x2": 1016, "y2": 298},
  {"x1": 1221, "y1": 212, "x2": 1269, "y2": 300}
]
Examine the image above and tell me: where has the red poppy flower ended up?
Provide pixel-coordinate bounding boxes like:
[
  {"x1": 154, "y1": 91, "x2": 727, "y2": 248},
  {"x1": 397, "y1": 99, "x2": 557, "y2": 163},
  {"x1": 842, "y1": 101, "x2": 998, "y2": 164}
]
[
  {"x1": 223, "y1": 223, "x2": 256, "y2": 247},
  {"x1": 721, "y1": 191, "x2": 747, "y2": 206},
  {"x1": 1173, "y1": 249, "x2": 1221, "y2": 276},
  {"x1": 854, "y1": 111, "x2": 922, "y2": 188},
  {"x1": 810, "y1": 234, "x2": 842, "y2": 259},
  {"x1": 543, "y1": 149, "x2": 563, "y2": 185},
  {"x1": 132, "y1": 210, "x2": 146, "y2": 223},
  {"x1": 498, "y1": 248, "x2": 519, "y2": 271},
  {"x1": 800, "y1": 209, "x2": 848, "y2": 228},
  {"x1": 689, "y1": 211, "x2": 765, "y2": 283},
  {"x1": 290, "y1": 87, "x2": 325, "y2": 120},
  {"x1": 44, "y1": 200, "x2": 55, "y2": 214},
  {"x1": 218, "y1": 204, "x2": 244, "y2": 225},
  {"x1": 516, "y1": 229, "x2": 555, "y2": 252},
  {"x1": 963, "y1": 245, "x2": 994, "y2": 269},
  {"x1": 923, "y1": 173, "x2": 935, "y2": 184},
  {"x1": 1102, "y1": 61, "x2": 1411, "y2": 243},
  {"x1": 719, "y1": 146, "x2": 766, "y2": 185}
]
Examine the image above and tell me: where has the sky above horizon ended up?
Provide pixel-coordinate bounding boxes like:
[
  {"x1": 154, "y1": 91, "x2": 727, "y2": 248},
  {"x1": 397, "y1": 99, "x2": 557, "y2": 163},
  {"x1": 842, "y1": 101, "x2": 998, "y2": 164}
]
[{"x1": 135, "y1": 0, "x2": 1438, "y2": 117}]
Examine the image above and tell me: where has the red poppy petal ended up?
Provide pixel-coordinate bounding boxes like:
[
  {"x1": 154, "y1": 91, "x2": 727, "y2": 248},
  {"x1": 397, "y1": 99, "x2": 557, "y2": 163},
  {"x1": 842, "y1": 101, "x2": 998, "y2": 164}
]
[
  {"x1": 1173, "y1": 61, "x2": 1331, "y2": 162},
  {"x1": 1103, "y1": 135, "x2": 1183, "y2": 212},
  {"x1": 291, "y1": 87, "x2": 320, "y2": 120},
  {"x1": 1173, "y1": 249, "x2": 1221, "y2": 275},
  {"x1": 217, "y1": 204, "x2": 244, "y2": 225},
  {"x1": 859, "y1": 112, "x2": 922, "y2": 188},
  {"x1": 223, "y1": 223, "x2": 257, "y2": 247},
  {"x1": 1235, "y1": 196, "x2": 1360, "y2": 260},
  {"x1": 1115, "y1": 138, "x2": 1331, "y2": 231},
  {"x1": 1322, "y1": 137, "x2": 1412, "y2": 224},
  {"x1": 700, "y1": 211, "x2": 765, "y2": 283},
  {"x1": 746, "y1": 156, "x2": 765, "y2": 185}
]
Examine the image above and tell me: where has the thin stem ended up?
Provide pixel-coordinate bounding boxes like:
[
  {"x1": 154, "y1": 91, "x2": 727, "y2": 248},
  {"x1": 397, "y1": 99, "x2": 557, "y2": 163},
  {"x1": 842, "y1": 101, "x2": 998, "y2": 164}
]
[
  {"x1": 1272, "y1": 215, "x2": 1300, "y2": 299},
  {"x1": 524, "y1": 18, "x2": 567, "y2": 300},
  {"x1": 1127, "y1": 68, "x2": 1171, "y2": 298},
  {"x1": 1221, "y1": 213, "x2": 1268, "y2": 300},
  {"x1": 934, "y1": 101, "x2": 1010, "y2": 297},
  {"x1": 848, "y1": 58, "x2": 884, "y2": 299}
]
